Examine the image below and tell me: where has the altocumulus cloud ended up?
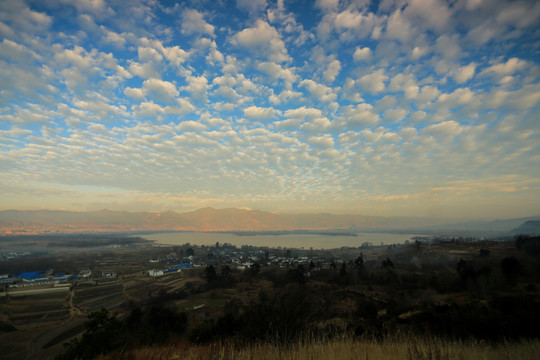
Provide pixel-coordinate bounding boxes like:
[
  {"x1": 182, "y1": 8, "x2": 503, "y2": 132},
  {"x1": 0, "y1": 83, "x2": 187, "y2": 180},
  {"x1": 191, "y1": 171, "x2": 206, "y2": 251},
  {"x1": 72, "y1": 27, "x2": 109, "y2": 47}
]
[{"x1": 0, "y1": 0, "x2": 539, "y2": 219}]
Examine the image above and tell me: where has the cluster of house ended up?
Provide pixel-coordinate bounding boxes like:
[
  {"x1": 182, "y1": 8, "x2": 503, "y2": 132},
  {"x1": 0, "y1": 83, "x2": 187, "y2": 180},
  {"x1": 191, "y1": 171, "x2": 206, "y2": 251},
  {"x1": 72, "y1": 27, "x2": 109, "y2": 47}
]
[
  {"x1": 147, "y1": 256, "x2": 193, "y2": 277},
  {"x1": 0, "y1": 269, "x2": 117, "y2": 288},
  {"x1": 146, "y1": 245, "x2": 348, "y2": 275},
  {"x1": 214, "y1": 245, "x2": 345, "y2": 270}
]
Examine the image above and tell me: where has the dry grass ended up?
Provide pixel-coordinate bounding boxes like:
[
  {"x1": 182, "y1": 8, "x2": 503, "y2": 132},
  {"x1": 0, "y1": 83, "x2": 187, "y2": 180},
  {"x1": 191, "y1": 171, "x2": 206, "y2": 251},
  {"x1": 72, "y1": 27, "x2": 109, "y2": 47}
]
[{"x1": 100, "y1": 336, "x2": 540, "y2": 360}]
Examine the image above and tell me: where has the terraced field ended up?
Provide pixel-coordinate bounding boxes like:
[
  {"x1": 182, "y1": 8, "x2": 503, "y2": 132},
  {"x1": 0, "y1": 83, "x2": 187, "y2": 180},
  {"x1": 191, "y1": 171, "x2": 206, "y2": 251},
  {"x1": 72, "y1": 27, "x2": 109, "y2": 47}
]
[
  {"x1": 73, "y1": 282, "x2": 124, "y2": 312},
  {"x1": 3, "y1": 291, "x2": 70, "y2": 326}
]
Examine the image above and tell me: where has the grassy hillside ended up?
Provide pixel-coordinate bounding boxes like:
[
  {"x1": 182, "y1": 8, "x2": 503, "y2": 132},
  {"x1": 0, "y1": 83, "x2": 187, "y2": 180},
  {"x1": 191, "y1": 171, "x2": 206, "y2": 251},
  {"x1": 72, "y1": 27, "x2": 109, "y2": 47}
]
[{"x1": 99, "y1": 336, "x2": 540, "y2": 360}]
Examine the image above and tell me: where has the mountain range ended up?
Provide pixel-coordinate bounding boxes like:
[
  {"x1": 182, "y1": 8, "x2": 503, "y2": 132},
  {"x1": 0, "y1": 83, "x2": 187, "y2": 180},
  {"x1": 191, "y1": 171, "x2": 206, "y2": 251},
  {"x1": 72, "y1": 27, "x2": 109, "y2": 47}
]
[{"x1": 0, "y1": 208, "x2": 538, "y2": 236}]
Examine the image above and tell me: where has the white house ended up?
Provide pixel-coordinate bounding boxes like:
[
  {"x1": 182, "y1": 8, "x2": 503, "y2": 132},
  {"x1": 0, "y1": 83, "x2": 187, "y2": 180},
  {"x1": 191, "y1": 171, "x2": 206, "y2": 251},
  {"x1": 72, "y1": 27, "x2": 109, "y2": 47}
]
[{"x1": 147, "y1": 269, "x2": 164, "y2": 277}]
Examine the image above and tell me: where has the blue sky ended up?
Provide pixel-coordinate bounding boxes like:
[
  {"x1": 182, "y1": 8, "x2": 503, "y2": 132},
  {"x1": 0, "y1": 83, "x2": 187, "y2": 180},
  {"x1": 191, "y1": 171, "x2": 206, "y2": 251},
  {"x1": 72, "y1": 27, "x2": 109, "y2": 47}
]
[{"x1": 1, "y1": 0, "x2": 539, "y2": 219}]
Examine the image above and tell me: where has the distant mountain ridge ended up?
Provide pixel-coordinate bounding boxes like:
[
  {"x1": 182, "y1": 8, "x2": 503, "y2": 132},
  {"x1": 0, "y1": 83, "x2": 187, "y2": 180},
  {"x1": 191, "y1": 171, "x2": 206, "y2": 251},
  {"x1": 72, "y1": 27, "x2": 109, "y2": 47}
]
[
  {"x1": 510, "y1": 220, "x2": 540, "y2": 236},
  {"x1": 0, "y1": 208, "x2": 538, "y2": 236}
]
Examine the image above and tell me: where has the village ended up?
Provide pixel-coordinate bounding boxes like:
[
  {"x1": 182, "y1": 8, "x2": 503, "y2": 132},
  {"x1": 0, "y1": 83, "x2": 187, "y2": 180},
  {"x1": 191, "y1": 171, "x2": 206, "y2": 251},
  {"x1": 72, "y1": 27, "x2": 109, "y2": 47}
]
[
  {"x1": 0, "y1": 234, "x2": 494, "y2": 295},
  {"x1": 1, "y1": 240, "x2": 353, "y2": 292}
]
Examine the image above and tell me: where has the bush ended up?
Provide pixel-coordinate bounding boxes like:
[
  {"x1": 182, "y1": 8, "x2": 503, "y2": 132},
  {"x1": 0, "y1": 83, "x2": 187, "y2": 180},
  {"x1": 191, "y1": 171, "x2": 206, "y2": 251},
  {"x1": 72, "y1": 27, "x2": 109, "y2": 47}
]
[
  {"x1": 57, "y1": 308, "x2": 125, "y2": 360},
  {"x1": 58, "y1": 306, "x2": 188, "y2": 359}
]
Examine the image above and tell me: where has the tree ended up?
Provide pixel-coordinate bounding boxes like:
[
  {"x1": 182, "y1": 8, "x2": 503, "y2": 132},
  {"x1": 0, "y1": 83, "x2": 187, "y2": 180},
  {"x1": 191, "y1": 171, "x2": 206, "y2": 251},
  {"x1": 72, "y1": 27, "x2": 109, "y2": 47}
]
[
  {"x1": 221, "y1": 265, "x2": 231, "y2": 277},
  {"x1": 355, "y1": 254, "x2": 365, "y2": 268},
  {"x1": 205, "y1": 265, "x2": 217, "y2": 283},
  {"x1": 58, "y1": 308, "x2": 125, "y2": 360},
  {"x1": 382, "y1": 258, "x2": 394, "y2": 269},
  {"x1": 248, "y1": 262, "x2": 260, "y2": 276},
  {"x1": 501, "y1": 257, "x2": 521, "y2": 283},
  {"x1": 288, "y1": 264, "x2": 306, "y2": 284},
  {"x1": 340, "y1": 263, "x2": 348, "y2": 278}
]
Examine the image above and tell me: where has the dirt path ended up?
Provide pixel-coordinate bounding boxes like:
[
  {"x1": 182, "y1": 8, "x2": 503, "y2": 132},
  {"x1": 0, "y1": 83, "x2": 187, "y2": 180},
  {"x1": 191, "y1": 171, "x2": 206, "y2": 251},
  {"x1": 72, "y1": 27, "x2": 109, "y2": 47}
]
[{"x1": 66, "y1": 283, "x2": 83, "y2": 318}]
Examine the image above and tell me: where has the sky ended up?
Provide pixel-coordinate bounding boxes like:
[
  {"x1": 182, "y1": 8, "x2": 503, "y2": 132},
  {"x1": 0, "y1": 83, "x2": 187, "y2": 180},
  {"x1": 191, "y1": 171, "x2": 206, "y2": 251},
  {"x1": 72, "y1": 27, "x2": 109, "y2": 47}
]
[{"x1": 0, "y1": 0, "x2": 539, "y2": 220}]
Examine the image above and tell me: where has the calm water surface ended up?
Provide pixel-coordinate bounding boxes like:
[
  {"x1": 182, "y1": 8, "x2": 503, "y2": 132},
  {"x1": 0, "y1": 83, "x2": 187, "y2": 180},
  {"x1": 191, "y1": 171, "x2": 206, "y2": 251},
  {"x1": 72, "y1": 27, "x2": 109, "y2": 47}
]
[{"x1": 141, "y1": 232, "x2": 420, "y2": 249}]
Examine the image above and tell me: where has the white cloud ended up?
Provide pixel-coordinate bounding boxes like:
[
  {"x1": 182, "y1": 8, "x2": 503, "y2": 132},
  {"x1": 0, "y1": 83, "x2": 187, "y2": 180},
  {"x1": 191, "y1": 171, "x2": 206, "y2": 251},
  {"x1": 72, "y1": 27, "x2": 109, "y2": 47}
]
[
  {"x1": 453, "y1": 62, "x2": 476, "y2": 84},
  {"x1": 243, "y1": 106, "x2": 279, "y2": 120},
  {"x1": 388, "y1": 73, "x2": 419, "y2": 99},
  {"x1": 0, "y1": 0, "x2": 52, "y2": 35},
  {"x1": 308, "y1": 134, "x2": 334, "y2": 149},
  {"x1": 257, "y1": 62, "x2": 297, "y2": 88},
  {"x1": 299, "y1": 79, "x2": 337, "y2": 102},
  {"x1": 342, "y1": 103, "x2": 380, "y2": 127},
  {"x1": 142, "y1": 78, "x2": 179, "y2": 102},
  {"x1": 416, "y1": 86, "x2": 441, "y2": 104},
  {"x1": 301, "y1": 116, "x2": 331, "y2": 132},
  {"x1": 410, "y1": 46, "x2": 429, "y2": 60},
  {"x1": 323, "y1": 59, "x2": 341, "y2": 82},
  {"x1": 376, "y1": 95, "x2": 397, "y2": 112},
  {"x1": 315, "y1": 0, "x2": 338, "y2": 11},
  {"x1": 0, "y1": 104, "x2": 56, "y2": 124},
  {"x1": 310, "y1": 46, "x2": 341, "y2": 82},
  {"x1": 410, "y1": 111, "x2": 427, "y2": 122},
  {"x1": 73, "y1": 99, "x2": 127, "y2": 119},
  {"x1": 485, "y1": 84, "x2": 540, "y2": 110},
  {"x1": 124, "y1": 87, "x2": 145, "y2": 100},
  {"x1": 386, "y1": 0, "x2": 453, "y2": 43},
  {"x1": 385, "y1": 9, "x2": 414, "y2": 42},
  {"x1": 482, "y1": 57, "x2": 528, "y2": 76},
  {"x1": 383, "y1": 108, "x2": 408, "y2": 123},
  {"x1": 184, "y1": 75, "x2": 208, "y2": 101},
  {"x1": 274, "y1": 118, "x2": 302, "y2": 129},
  {"x1": 128, "y1": 61, "x2": 160, "y2": 79},
  {"x1": 422, "y1": 120, "x2": 464, "y2": 137},
  {"x1": 284, "y1": 107, "x2": 322, "y2": 119},
  {"x1": 0, "y1": 39, "x2": 40, "y2": 63},
  {"x1": 231, "y1": 20, "x2": 290, "y2": 62},
  {"x1": 437, "y1": 87, "x2": 475, "y2": 106},
  {"x1": 357, "y1": 69, "x2": 388, "y2": 94},
  {"x1": 403, "y1": 0, "x2": 452, "y2": 32},
  {"x1": 53, "y1": 45, "x2": 93, "y2": 69},
  {"x1": 466, "y1": 22, "x2": 497, "y2": 45},
  {"x1": 138, "y1": 46, "x2": 163, "y2": 63},
  {"x1": 176, "y1": 120, "x2": 207, "y2": 132},
  {"x1": 269, "y1": 89, "x2": 303, "y2": 105},
  {"x1": 131, "y1": 100, "x2": 193, "y2": 118},
  {"x1": 162, "y1": 46, "x2": 190, "y2": 67},
  {"x1": 181, "y1": 9, "x2": 215, "y2": 37},
  {"x1": 436, "y1": 35, "x2": 462, "y2": 59},
  {"x1": 236, "y1": 0, "x2": 266, "y2": 15},
  {"x1": 353, "y1": 47, "x2": 372, "y2": 61},
  {"x1": 59, "y1": 0, "x2": 109, "y2": 15},
  {"x1": 280, "y1": 106, "x2": 331, "y2": 132},
  {"x1": 102, "y1": 29, "x2": 126, "y2": 47},
  {"x1": 176, "y1": 98, "x2": 196, "y2": 114},
  {"x1": 334, "y1": 9, "x2": 380, "y2": 41},
  {"x1": 495, "y1": 1, "x2": 540, "y2": 28},
  {"x1": 0, "y1": 126, "x2": 32, "y2": 139}
]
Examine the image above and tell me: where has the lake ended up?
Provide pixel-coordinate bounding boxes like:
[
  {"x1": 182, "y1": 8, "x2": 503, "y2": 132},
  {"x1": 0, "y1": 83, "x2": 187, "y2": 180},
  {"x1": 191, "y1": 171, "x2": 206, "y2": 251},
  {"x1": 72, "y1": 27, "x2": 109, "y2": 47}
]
[{"x1": 139, "y1": 231, "x2": 421, "y2": 250}]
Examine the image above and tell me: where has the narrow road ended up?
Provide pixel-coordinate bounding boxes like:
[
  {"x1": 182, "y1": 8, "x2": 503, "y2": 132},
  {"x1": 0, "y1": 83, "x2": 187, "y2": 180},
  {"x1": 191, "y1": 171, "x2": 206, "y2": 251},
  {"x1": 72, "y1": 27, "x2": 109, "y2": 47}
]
[{"x1": 66, "y1": 282, "x2": 83, "y2": 318}]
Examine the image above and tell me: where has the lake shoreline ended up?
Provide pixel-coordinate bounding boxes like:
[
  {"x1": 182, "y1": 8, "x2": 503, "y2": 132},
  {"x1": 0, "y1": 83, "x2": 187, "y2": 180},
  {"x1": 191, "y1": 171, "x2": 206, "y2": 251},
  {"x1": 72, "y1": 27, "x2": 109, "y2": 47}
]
[{"x1": 138, "y1": 231, "x2": 423, "y2": 250}]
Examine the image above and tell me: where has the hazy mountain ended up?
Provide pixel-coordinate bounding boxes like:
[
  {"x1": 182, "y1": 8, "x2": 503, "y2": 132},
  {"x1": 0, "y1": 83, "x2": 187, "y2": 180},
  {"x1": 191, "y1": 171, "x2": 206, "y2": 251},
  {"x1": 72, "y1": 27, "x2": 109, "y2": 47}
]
[
  {"x1": 404, "y1": 216, "x2": 540, "y2": 237},
  {"x1": 0, "y1": 208, "x2": 537, "y2": 236},
  {"x1": 510, "y1": 220, "x2": 540, "y2": 236}
]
